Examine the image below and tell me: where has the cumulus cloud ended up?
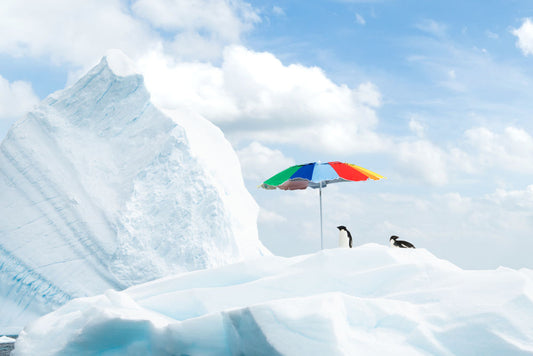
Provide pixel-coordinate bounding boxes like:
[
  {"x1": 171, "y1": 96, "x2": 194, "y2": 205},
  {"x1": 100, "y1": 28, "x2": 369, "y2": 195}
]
[
  {"x1": 386, "y1": 119, "x2": 486, "y2": 185},
  {"x1": 139, "y1": 45, "x2": 383, "y2": 154},
  {"x1": 386, "y1": 124, "x2": 533, "y2": 185},
  {"x1": 512, "y1": 18, "x2": 533, "y2": 56},
  {"x1": 465, "y1": 126, "x2": 533, "y2": 173},
  {"x1": 392, "y1": 140, "x2": 450, "y2": 185},
  {"x1": 132, "y1": 0, "x2": 258, "y2": 36},
  {"x1": 0, "y1": 0, "x2": 259, "y2": 67},
  {"x1": 488, "y1": 185, "x2": 533, "y2": 210},
  {"x1": 379, "y1": 123, "x2": 533, "y2": 186},
  {"x1": 136, "y1": 37, "x2": 531, "y2": 188},
  {"x1": 132, "y1": 0, "x2": 259, "y2": 60},
  {"x1": 0, "y1": 0, "x2": 157, "y2": 67},
  {"x1": 237, "y1": 141, "x2": 295, "y2": 182},
  {"x1": 0, "y1": 75, "x2": 39, "y2": 132}
]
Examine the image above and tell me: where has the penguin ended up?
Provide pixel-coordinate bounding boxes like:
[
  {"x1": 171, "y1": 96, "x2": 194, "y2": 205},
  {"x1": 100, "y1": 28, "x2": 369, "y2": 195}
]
[
  {"x1": 389, "y1": 235, "x2": 415, "y2": 249},
  {"x1": 337, "y1": 226, "x2": 353, "y2": 248}
]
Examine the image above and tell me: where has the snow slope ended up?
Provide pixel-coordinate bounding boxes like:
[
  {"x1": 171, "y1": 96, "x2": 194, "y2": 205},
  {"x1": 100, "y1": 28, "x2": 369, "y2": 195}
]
[
  {"x1": 0, "y1": 52, "x2": 268, "y2": 333},
  {"x1": 14, "y1": 244, "x2": 533, "y2": 356}
]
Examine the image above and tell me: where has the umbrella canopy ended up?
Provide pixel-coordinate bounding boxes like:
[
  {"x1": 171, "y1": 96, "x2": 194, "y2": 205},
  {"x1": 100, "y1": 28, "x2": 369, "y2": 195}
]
[
  {"x1": 260, "y1": 161, "x2": 384, "y2": 249},
  {"x1": 260, "y1": 161, "x2": 383, "y2": 190}
]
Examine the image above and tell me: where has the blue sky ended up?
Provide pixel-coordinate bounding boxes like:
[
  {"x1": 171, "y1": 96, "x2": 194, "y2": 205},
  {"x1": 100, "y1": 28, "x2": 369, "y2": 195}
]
[{"x1": 1, "y1": 0, "x2": 533, "y2": 269}]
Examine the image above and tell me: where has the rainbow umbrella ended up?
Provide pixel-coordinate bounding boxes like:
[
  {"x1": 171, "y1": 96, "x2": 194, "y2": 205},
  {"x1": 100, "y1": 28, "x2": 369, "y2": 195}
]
[{"x1": 260, "y1": 161, "x2": 384, "y2": 249}]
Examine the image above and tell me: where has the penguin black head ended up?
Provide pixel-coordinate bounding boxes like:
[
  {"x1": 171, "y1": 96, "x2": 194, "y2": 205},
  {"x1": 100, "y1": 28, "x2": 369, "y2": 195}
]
[
  {"x1": 337, "y1": 225, "x2": 353, "y2": 248},
  {"x1": 390, "y1": 235, "x2": 415, "y2": 248}
]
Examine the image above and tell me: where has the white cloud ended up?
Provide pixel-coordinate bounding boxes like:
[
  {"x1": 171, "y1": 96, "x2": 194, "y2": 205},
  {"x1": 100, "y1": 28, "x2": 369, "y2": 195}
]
[
  {"x1": 488, "y1": 185, "x2": 533, "y2": 210},
  {"x1": 138, "y1": 51, "x2": 236, "y2": 117},
  {"x1": 486, "y1": 30, "x2": 499, "y2": 40},
  {"x1": 512, "y1": 18, "x2": 533, "y2": 56},
  {"x1": 135, "y1": 41, "x2": 530, "y2": 188},
  {"x1": 415, "y1": 19, "x2": 447, "y2": 38},
  {"x1": 258, "y1": 208, "x2": 287, "y2": 224},
  {"x1": 355, "y1": 13, "x2": 366, "y2": 25},
  {"x1": 132, "y1": 0, "x2": 258, "y2": 36},
  {"x1": 166, "y1": 32, "x2": 227, "y2": 61},
  {"x1": 0, "y1": 0, "x2": 158, "y2": 67},
  {"x1": 448, "y1": 69, "x2": 456, "y2": 79},
  {"x1": 464, "y1": 126, "x2": 533, "y2": 173},
  {"x1": 139, "y1": 45, "x2": 384, "y2": 154},
  {"x1": 385, "y1": 124, "x2": 533, "y2": 185},
  {"x1": 408, "y1": 117, "x2": 425, "y2": 137},
  {"x1": 381, "y1": 124, "x2": 533, "y2": 186},
  {"x1": 0, "y1": 0, "x2": 260, "y2": 67},
  {"x1": 220, "y1": 47, "x2": 383, "y2": 153},
  {"x1": 393, "y1": 140, "x2": 450, "y2": 185},
  {"x1": 272, "y1": 6, "x2": 285, "y2": 16},
  {"x1": 0, "y1": 75, "x2": 39, "y2": 132},
  {"x1": 132, "y1": 0, "x2": 259, "y2": 60},
  {"x1": 237, "y1": 141, "x2": 295, "y2": 182}
]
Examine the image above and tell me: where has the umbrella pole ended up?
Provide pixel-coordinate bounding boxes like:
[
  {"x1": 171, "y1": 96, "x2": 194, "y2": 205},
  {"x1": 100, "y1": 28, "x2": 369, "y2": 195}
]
[{"x1": 319, "y1": 182, "x2": 323, "y2": 250}]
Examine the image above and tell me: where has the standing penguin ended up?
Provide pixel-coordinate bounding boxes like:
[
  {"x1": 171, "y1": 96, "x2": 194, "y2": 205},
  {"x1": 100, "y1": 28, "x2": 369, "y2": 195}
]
[
  {"x1": 389, "y1": 235, "x2": 415, "y2": 249},
  {"x1": 337, "y1": 226, "x2": 353, "y2": 248}
]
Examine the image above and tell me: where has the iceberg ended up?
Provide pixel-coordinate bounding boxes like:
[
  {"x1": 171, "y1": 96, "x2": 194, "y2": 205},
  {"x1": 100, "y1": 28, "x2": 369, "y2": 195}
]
[
  {"x1": 0, "y1": 52, "x2": 268, "y2": 333},
  {"x1": 14, "y1": 244, "x2": 533, "y2": 355}
]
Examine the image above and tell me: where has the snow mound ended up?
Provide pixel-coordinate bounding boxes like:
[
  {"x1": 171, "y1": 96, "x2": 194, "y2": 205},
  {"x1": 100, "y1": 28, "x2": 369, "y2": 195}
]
[
  {"x1": 14, "y1": 244, "x2": 533, "y2": 355},
  {"x1": 0, "y1": 54, "x2": 268, "y2": 333}
]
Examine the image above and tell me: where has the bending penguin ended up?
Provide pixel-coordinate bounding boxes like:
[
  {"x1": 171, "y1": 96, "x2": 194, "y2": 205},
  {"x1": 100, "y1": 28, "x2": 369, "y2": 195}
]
[
  {"x1": 390, "y1": 235, "x2": 415, "y2": 249},
  {"x1": 337, "y1": 226, "x2": 353, "y2": 248}
]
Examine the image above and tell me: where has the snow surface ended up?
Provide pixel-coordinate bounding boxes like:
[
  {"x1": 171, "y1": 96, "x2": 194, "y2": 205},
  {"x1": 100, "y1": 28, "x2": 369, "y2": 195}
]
[
  {"x1": 0, "y1": 54, "x2": 268, "y2": 333},
  {"x1": 13, "y1": 244, "x2": 533, "y2": 356},
  {"x1": 0, "y1": 336, "x2": 15, "y2": 343}
]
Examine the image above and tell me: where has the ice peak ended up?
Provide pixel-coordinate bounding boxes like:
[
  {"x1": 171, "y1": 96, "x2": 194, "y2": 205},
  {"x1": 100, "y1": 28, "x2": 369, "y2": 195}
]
[{"x1": 103, "y1": 49, "x2": 140, "y2": 77}]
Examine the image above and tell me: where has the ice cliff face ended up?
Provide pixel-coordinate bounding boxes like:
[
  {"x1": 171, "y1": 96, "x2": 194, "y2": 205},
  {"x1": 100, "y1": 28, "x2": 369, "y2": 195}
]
[{"x1": 0, "y1": 54, "x2": 268, "y2": 333}]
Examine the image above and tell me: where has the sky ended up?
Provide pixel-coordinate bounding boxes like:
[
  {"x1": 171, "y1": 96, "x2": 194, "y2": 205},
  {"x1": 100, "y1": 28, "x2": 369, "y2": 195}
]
[{"x1": 1, "y1": 0, "x2": 533, "y2": 269}]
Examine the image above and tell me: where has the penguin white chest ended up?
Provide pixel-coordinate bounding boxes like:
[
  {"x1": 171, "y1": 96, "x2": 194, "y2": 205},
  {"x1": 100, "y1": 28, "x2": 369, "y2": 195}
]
[{"x1": 338, "y1": 230, "x2": 351, "y2": 248}]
